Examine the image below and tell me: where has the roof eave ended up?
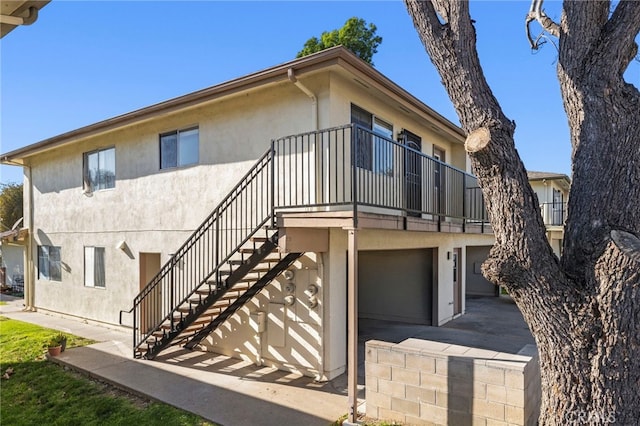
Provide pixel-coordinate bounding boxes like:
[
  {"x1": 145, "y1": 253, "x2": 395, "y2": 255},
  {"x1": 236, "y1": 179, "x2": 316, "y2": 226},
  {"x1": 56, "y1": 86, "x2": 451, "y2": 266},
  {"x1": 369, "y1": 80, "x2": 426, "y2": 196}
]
[{"x1": 1, "y1": 46, "x2": 465, "y2": 162}]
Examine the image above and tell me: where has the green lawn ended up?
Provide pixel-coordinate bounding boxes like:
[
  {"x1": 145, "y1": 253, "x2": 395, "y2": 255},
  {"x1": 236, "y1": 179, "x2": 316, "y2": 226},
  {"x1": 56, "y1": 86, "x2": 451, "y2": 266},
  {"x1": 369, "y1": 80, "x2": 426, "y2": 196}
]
[{"x1": 0, "y1": 316, "x2": 215, "y2": 425}]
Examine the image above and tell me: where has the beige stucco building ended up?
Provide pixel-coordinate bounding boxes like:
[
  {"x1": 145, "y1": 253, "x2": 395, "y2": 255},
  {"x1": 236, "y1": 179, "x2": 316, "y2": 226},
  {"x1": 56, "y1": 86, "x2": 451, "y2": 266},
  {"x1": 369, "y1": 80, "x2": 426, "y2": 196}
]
[
  {"x1": 527, "y1": 171, "x2": 570, "y2": 257},
  {"x1": 2, "y1": 47, "x2": 496, "y2": 381}
]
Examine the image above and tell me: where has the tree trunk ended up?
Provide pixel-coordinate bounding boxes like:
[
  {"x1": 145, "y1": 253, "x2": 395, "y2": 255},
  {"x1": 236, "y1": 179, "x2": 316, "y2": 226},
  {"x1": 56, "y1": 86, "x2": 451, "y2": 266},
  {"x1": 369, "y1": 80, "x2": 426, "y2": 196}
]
[{"x1": 404, "y1": 1, "x2": 640, "y2": 424}]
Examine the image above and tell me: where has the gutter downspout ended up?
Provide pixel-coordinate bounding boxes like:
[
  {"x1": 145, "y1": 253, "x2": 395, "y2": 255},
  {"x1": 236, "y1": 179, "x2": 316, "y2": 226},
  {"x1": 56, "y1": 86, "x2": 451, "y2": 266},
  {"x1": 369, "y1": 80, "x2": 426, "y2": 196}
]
[
  {"x1": 287, "y1": 70, "x2": 327, "y2": 381},
  {"x1": 287, "y1": 68, "x2": 317, "y2": 130},
  {"x1": 0, "y1": 6, "x2": 40, "y2": 27},
  {"x1": 25, "y1": 164, "x2": 35, "y2": 311},
  {"x1": 288, "y1": 68, "x2": 330, "y2": 207}
]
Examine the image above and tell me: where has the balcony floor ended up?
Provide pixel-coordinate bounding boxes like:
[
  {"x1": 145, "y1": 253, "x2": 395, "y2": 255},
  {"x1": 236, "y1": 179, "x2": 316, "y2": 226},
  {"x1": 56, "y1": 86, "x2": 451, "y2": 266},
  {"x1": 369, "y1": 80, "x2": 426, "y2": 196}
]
[{"x1": 276, "y1": 208, "x2": 493, "y2": 234}]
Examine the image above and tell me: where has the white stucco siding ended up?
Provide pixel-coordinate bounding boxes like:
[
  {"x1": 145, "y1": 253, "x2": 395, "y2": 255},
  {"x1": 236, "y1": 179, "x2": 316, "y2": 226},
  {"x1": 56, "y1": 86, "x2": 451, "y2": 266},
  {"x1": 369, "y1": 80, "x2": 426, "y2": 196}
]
[
  {"x1": 200, "y1": 253, "x2": 325, "y2": 379},
  {"x1": 529, "y1": 180, "x2": 569, "y2": 206},
  {"x1": 26, "y1": 76, "x2": 332, "y2": 325},
  {"x1": 32, "y1": 230, "x2": 189, "y2": 325}
]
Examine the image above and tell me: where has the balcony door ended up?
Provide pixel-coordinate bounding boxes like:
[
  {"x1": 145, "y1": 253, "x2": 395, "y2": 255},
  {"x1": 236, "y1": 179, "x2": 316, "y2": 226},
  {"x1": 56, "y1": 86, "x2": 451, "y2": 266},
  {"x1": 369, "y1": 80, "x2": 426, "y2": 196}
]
[
  {"x1": 402, "y1": 130, "x2": 422, "y2": 216},
  {"x1": 552, "y1": 189, "x2": 564, "y2": 225},
  {"x1": 433, "y1": 146, "x2": 446, "y2": 216}
]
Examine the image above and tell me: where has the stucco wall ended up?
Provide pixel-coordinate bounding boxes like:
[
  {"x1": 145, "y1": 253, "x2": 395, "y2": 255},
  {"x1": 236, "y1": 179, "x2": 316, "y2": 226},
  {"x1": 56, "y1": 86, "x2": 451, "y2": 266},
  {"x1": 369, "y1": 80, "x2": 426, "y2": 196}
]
[
  {"x1": 328, "y1": 72, "x2": 467, "y2": 171},
  {"x1": 200, "y1": 253, "x2": 325, "y2": 379},
  {"x1": 22, "y1": 64, "x2": 493, "y2": 380},
  {"x1": 27, "y1": 76, "x2": 330, "y2": 325}
]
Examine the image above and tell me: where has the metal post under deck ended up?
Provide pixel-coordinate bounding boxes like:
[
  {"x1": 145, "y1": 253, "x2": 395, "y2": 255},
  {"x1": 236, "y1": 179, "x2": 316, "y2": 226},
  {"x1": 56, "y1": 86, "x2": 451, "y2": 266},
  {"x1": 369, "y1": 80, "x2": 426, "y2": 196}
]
[{"x1": 345, "y1": 227, "x2": 359, "y2": 425}]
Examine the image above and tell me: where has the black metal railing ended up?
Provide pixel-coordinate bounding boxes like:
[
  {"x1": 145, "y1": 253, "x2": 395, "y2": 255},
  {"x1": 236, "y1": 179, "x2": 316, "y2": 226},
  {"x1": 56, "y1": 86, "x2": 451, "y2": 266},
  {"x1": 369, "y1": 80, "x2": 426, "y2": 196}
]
[
  {"x1": 131, "y1": 150, "x2": 273, "y2": 354},
  {"x1": 128, "y1": 123, "x2": 489, "y2": 357},
  {"x1": 539, "y1": 202, "x2": 567, "y2": 226},
  {"x1": 272, "y1": 124, "x2": 488, "y2": 226}
]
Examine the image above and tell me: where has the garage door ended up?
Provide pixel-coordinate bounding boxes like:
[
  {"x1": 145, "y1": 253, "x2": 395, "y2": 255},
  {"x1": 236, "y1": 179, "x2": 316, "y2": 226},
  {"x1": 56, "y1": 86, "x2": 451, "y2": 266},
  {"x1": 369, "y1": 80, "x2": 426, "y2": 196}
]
[
  {"x1": 358, "y1": 248, "x2": 433, "y2": 325},
  {"x1": 465, "y1": 246, "x2": 498, "y2": 296}
]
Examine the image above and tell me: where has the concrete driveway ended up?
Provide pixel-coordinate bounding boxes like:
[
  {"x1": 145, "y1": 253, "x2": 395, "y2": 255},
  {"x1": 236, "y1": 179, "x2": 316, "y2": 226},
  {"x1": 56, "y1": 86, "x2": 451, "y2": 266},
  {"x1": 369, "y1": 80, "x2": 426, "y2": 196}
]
[{"x1": 357, "y1": 295, "x2": 536, "y2": 383}]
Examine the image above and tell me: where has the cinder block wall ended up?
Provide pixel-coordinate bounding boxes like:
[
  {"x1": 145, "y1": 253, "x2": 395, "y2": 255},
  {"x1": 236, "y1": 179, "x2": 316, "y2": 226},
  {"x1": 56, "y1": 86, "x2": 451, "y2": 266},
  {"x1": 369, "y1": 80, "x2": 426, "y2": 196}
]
[{"x1": 365, "y1": 339, "x2": 540, "y2": 426}]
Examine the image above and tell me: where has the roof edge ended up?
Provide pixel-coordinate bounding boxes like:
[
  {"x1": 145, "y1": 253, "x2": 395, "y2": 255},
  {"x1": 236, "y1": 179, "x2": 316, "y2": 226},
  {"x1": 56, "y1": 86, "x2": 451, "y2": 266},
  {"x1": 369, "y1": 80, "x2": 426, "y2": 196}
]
[{"x1": 2, "y1": 46, "x2": 465, "y2": 162}]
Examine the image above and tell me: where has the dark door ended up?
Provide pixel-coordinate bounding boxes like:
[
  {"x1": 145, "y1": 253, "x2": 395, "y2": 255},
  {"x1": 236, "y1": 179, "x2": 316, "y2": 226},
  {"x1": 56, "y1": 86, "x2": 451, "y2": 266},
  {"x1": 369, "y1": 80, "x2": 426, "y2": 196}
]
[
  {"x1": 453, "y1": 248, "x2": 462, "y2": 315},
  {"x1": 139, "y1": 253, "x2": 162, "y2": 334},
  {"x1": 358, "y1": 248, "x2": 433, "y2": 324},
  {"x1": 552, "y1": 189, "x2": 564, "y2": 225},
  {"x1": 402, "y1": 130, "x2": 422, "y2": 216},
  {"x1": 433, "y1": 146, "x2": 446, "y2": 216}
]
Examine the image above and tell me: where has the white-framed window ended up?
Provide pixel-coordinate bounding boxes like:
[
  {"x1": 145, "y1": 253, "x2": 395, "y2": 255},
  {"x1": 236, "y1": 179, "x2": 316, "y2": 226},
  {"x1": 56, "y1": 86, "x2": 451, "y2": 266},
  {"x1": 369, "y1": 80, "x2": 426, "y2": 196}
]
[
  {"x1": 38, "y1": 245, "x2": 61, "y2": 281},
  {"x1": 372, "y1": 117, "x2": 393, "y2": 176},
  {"x1": 350, "y1": 104, "x2": 394, "y2": 174},
  {"x1": 84, "y1": 246, "x2": 106, "y2": 288},
  {"x1": 160, "y1": 127, "x2": 199, "y2": 169},
  {"x1": 83, "y1": 147, "x2": 115, "y2": 192}
]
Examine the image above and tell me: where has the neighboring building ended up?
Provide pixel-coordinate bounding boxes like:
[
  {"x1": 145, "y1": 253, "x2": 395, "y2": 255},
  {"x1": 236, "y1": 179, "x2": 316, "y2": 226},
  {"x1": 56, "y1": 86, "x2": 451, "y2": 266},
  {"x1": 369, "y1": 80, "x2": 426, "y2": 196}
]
[
  {"x1": 0, "y1": 228, "x2": 27, "y2": 293},
  {"x1": 1, "y1": 47, "x2": 495, "y2": 381},
  {"x1": 466, "y1": 171, "x2": 571, "y2": 297},
  {"x1": 528, "y1": 171, "x2": 570, "y2": 257}
]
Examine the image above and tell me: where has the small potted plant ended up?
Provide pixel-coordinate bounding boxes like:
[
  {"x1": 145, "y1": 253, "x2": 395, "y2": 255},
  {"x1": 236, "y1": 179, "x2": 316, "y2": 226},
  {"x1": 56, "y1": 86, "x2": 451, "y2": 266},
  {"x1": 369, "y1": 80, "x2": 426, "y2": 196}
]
[{"x1": 46, "y1": 333, "x2": 66, "y2": 357}]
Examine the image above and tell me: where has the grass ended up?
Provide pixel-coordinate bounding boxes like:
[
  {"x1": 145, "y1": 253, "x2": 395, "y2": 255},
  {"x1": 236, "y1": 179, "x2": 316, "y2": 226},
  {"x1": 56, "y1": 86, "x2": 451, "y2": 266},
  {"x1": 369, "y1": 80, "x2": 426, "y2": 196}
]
[
  {"x1": 0, "y1": 301, "x2": 7, "y2": 305},
  {"x1": 0, "y1": 316, "x2": 216, "y2": 425},
  {"x1": 333, "y1": 413, "x2": 403, "y2": 426}
]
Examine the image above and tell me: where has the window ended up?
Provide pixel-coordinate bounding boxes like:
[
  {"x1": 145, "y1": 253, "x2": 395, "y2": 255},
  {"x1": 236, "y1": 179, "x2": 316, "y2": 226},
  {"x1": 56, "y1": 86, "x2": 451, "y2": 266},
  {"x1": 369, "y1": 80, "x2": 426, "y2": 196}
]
[
  {"x1": 83, "y1": 147, "x2": 115, "y2": 192},
  {"x1": 38, "y1": 246, "x2": 61, "y2": 281},
  {"x1": 84, "y1": 247, "x2": 106, "y2": 288},
  {"x1": 350, "y1": 104, "x2": 394, "y2": 174},
  {"x1": 160, "y1": 127, "x2": 199, "y2": 169},
  {"x1": 372, "y1": 118, "x2": 393, "y2": 175}
]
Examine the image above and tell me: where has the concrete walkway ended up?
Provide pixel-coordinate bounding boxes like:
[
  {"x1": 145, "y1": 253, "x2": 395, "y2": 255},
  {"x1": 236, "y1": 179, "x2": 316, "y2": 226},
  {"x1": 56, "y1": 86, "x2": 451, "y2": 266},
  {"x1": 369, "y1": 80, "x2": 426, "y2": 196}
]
[
  {"x1": 1, "y1": 294, "x2": 532, "y2": 425},
  {"x1": 0, "y1": 295, "x2": 351, "y2": 426}
]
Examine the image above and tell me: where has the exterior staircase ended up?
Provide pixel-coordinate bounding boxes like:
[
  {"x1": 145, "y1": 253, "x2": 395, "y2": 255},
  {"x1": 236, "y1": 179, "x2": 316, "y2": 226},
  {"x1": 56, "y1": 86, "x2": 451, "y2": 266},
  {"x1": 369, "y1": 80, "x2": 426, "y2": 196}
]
[
  {"x1": 136, "y1": 229, "x2": 301, "y2": 359},
  {"x1": 126, "y1": 124, "x2": 489, "y2": 360},
  {"x1": 128, "y1": 148, "x2": 302, "y2": 359}
]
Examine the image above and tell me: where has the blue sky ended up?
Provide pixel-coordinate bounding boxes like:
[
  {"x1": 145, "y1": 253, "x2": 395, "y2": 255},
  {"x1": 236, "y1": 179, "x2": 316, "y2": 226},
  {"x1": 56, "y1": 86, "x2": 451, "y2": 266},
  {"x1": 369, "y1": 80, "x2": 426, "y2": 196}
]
[{"x1": 1, "y1": 1, "x2": 638, "y2": 184}]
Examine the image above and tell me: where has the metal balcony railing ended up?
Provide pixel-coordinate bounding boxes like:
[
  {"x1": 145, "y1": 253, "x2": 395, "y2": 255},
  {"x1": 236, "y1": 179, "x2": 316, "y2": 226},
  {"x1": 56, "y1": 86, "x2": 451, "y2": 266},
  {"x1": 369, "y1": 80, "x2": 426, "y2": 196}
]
[
  {"x1": 272, "y1": 124, "x2": 488, "y2": 228},
  {"x1": 539, "y1": 202, "x2": 567, "y2": 226}
]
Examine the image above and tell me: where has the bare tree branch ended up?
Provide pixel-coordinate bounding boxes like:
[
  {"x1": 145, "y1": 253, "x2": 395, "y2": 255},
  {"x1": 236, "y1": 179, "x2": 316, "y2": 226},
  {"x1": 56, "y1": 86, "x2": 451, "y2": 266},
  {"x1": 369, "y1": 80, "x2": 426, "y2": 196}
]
[
  {"x1": 404, "y1": 0, "x2": 508, "y2": 133},
  {"x1": 526, "y1": 0, "x2": 560, "y2": 50}
]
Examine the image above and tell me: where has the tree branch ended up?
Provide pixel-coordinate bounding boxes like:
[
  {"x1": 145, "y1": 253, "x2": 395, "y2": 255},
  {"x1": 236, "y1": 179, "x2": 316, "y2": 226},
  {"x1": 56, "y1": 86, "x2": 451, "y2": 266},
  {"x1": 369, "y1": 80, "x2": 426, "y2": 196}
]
[
  {"x1": 525, "y1": 0, "x2": 560, "y2": 50},
  {"x1": 598, "y1": 0, "x2": 640, "y2": 76},
  {"x1": 404, "y1": 0, "x2": 560, "y2": 295},
  {"x1": 404, "y1": 0, "x2": 509, "y2": 132},
  {"x1": 559, "y1": 1, "x2": 611, "y2": 75}
]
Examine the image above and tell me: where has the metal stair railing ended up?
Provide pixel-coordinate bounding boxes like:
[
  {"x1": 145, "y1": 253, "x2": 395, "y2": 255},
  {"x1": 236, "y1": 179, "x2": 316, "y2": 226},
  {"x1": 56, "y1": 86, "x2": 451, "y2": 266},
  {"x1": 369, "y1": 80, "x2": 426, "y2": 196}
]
[{"x1": 130, "y1": 148, "x2": 274, "y2": 357}]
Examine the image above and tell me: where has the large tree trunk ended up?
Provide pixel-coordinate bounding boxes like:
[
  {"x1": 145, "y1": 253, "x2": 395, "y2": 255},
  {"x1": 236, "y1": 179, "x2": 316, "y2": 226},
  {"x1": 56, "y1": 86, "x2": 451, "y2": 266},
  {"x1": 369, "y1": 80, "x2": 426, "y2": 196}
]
[{"x1": 404, "y1": 1, "x2": 640, "y2": 424}]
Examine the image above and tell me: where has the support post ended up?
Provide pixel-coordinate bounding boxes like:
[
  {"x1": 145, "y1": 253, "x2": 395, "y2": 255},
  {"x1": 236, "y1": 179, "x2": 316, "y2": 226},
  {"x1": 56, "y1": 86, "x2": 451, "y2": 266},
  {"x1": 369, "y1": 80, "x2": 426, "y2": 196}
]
[{"x1": 345, "y1": 228, "x2": 359, "y2": 425}]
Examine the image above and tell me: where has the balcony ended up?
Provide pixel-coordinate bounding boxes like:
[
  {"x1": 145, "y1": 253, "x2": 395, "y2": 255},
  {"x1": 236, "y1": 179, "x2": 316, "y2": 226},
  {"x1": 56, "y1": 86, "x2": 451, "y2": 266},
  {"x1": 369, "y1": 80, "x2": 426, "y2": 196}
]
[
  {"x1": 271, "y1": 124, "x2": 490, "y2": 233},
  {"x1": 539, "y1": 202, "x2": 567, "y2": 227}
]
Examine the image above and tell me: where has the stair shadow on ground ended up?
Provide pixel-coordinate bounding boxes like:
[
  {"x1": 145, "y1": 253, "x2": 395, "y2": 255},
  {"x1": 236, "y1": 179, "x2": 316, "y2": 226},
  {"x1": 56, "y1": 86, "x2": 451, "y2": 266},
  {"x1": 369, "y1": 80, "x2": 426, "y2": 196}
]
[
  {"x1": 54, "y1": 345, "x2": 343, "y2": 426},
  {"x1": 153, "y1": 346, "x2": 350, "y2": 397}
]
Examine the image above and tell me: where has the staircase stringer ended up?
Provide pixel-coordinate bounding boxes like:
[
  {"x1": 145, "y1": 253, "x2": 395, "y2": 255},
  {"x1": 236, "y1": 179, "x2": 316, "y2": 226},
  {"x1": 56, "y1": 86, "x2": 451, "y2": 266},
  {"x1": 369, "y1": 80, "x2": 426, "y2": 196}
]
[
  {"x1": 184, "y1": 251, "x2": 304, "y2": 350},
  {"x1": 141, "y1": 231, "x2": 280, "y2": 359}
]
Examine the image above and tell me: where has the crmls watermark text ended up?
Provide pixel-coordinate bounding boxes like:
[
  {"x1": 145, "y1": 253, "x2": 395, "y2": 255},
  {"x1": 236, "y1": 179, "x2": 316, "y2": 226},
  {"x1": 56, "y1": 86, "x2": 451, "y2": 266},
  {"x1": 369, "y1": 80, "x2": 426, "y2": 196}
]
[{"x1": 563, "y1": 410, "x2": 616, "y2": 423}]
